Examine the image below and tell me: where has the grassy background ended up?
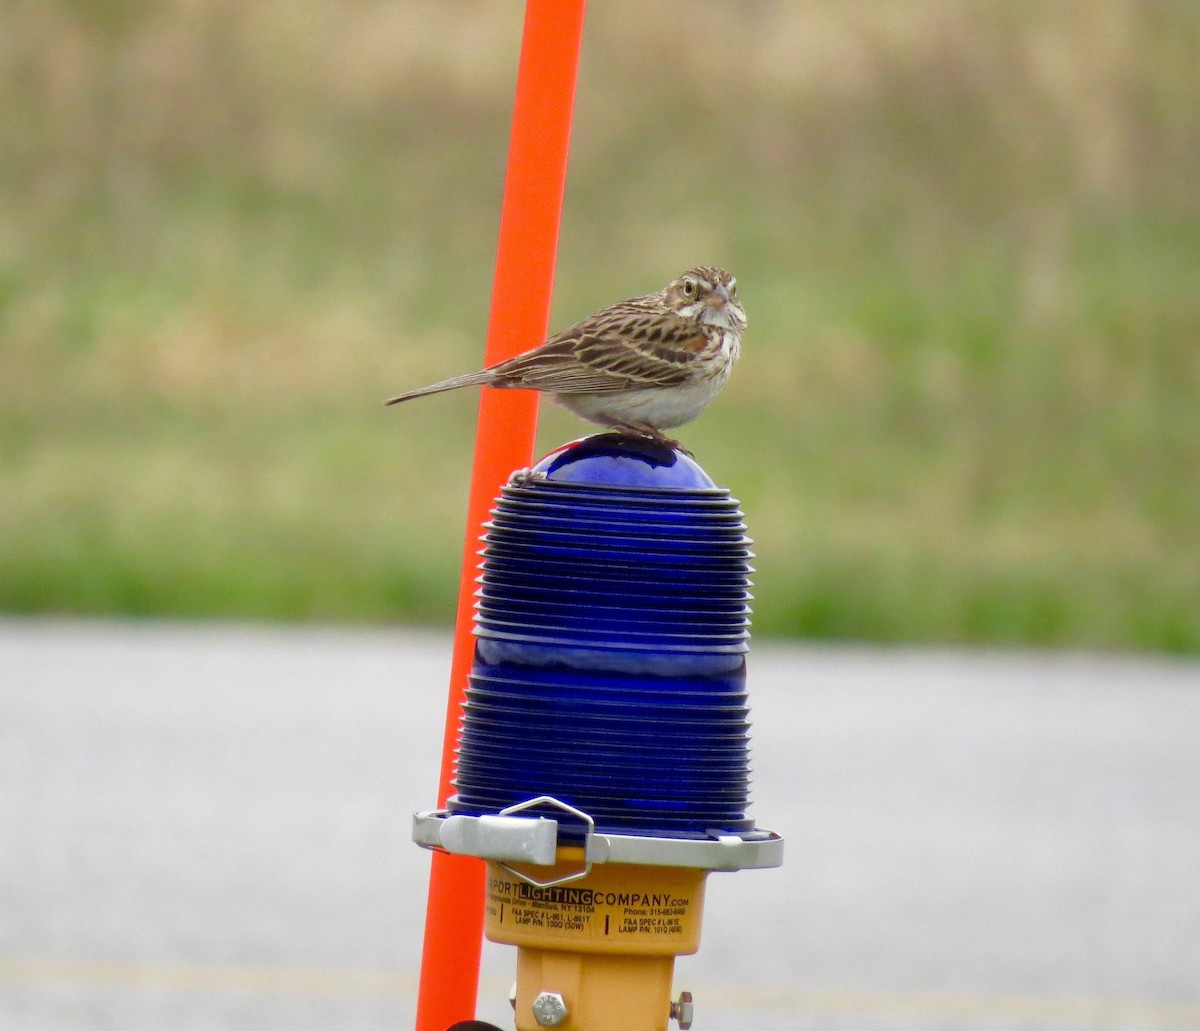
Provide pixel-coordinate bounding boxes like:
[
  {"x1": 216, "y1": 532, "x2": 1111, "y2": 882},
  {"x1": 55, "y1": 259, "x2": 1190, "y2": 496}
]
[{"x1": 2, "y1": 1, "x2": 1198, "y2": 651}]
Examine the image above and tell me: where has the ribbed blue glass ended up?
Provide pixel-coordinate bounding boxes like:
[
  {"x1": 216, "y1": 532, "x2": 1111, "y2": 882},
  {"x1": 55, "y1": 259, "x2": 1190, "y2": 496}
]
[{"x1": 449, "y1": 433, "x2": 759, "y2": 839}]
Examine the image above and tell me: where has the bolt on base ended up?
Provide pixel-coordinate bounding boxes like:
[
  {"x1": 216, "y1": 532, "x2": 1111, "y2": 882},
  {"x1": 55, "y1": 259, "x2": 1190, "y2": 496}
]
[
  {"x1": 670, "y1": 990, "x2": 694, "y2": 1029},
  {"x1": 531, "y1": 991, "x2": 569, "y2": 1028}
]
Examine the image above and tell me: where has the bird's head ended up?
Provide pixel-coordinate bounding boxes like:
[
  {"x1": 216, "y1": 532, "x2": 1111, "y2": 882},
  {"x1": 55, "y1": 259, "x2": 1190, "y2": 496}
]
[{"x1": 664, "y1": 266, "x2": 746, "y2": 333}]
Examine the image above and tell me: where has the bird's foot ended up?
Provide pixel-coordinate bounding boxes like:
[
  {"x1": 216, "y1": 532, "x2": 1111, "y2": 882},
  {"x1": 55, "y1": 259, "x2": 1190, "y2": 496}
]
[{"x1": 610, "y1": 423, "x2": 693, "y2": 458}]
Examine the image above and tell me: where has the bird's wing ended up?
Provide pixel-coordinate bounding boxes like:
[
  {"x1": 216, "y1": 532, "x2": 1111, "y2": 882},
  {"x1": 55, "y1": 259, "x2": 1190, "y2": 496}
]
[{"x1": 491, "y1": 312, "x2": 705, "y2": 394}]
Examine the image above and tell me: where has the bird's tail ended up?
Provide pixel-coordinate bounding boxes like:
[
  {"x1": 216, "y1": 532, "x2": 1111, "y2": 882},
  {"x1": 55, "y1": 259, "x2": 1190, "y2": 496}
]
[{"x1": 384, "y1": 369, "x2": 495, "y2": 406}]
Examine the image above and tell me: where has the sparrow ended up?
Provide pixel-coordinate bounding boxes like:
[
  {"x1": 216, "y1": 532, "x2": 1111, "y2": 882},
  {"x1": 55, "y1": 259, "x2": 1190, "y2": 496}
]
[{"x1": 385, "y1": 265, "x2": 744, "y2": 449}]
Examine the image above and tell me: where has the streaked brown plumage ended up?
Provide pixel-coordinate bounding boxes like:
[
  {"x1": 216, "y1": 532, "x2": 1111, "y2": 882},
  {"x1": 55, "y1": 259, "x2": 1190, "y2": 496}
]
[{"x1": 385, "y1": 266, "x2": 745, "y2": 448}]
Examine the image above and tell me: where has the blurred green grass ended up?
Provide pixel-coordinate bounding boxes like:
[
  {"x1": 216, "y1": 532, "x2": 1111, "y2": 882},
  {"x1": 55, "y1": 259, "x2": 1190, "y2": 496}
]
[{"x1": 2, "y1": 1, "x2": 1198, "y2": 651}]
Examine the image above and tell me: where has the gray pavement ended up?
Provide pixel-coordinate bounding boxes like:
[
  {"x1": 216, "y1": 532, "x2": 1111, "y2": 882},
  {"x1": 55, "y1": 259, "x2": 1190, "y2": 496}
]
[{"x1": 1, "y1": 618, "x2": 1198, "y2": 1030}]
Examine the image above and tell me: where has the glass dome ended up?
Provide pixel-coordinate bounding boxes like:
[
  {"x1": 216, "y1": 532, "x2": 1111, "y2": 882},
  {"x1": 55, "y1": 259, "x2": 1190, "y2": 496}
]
[{"x1": 450, "y1": 434, "x2": 759, "y2": 839}]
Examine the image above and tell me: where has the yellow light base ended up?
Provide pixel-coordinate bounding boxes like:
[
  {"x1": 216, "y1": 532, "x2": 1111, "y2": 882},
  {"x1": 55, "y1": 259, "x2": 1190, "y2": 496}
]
[
  {"x1": 513, "y1": 947, "x2": 675, "y2": 1031},
  {"x1": 485, "y1": 855, "x2": 707, "y2": 1031}
]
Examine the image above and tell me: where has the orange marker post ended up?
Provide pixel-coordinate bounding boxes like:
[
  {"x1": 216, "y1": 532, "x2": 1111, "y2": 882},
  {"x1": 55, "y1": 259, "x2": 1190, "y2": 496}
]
[{"x1": 414, "y1": 3, "x2": 587, "y2": 1030}]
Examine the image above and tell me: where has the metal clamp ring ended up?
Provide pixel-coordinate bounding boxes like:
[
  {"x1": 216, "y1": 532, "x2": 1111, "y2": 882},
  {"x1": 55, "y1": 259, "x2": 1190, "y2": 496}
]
[{"x1": 496, "y1": 796, "x2": 595, "y2": 888}]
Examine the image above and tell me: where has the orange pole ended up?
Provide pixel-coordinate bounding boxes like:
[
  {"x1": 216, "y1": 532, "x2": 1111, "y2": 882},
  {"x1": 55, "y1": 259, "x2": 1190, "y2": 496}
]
[{"x1": 414, "y1": 4, "x2": 586, "y2": 1030}]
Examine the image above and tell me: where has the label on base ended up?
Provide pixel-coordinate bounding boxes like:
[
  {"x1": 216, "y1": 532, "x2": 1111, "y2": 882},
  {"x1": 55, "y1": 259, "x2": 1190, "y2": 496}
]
[{"x1": 485, "y1": 857, "x2": 707, "y2": 955}]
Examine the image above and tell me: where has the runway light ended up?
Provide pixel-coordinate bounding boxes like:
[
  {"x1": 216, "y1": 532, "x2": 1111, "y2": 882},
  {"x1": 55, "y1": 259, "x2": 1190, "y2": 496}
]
[{"x1": 415, "y1": 432, "x2": 783, "y2": 1031}]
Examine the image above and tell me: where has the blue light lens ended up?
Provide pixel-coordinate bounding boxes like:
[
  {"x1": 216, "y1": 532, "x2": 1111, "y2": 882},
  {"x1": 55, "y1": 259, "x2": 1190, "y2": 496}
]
[{"x1": 449, "y1": 433, "x2": 761, "y2": 839}]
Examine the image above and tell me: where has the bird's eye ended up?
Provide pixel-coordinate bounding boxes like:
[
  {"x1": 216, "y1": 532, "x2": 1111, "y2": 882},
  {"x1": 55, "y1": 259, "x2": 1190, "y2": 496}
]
[{"x1": 681, "y1": 278, "x2": 697, "y2": 298}]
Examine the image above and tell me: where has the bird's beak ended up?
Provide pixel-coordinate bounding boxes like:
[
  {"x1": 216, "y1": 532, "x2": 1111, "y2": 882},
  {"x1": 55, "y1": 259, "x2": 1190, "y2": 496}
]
[{"x1": 707, "y1": 283, "x2": 730, "y2": 309}]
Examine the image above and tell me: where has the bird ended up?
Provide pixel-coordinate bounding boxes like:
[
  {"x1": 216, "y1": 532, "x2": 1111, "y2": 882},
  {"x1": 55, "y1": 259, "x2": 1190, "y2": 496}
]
[{"x1": 384, "y1": 265, "x2": 745, "y2": 450}]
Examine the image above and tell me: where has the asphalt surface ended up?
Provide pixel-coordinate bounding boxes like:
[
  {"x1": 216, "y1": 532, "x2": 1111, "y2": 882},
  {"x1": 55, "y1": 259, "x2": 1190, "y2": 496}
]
[{"x1": 1, "y1": 618, "x2": 1198, "y2": 1030}]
